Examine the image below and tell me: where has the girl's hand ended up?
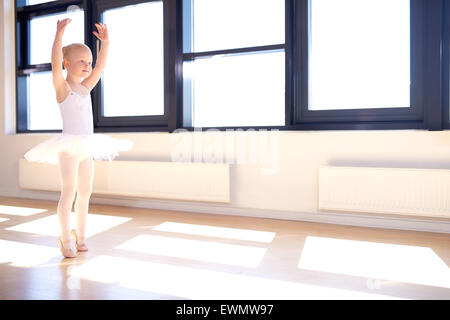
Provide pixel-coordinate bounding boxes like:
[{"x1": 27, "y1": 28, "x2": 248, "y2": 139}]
[
  {"x1": 93, "y1": 23, "x2": 109, "y2": 42},
  {"x1": 56, "y1": 18, "x2": 71, "y2": 34}
]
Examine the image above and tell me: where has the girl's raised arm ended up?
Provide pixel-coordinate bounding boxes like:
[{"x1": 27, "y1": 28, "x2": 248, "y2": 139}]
[
  {"x1": 82, "y1": 23, "x2": 109, "y2": 91},
  {"x1": 52, "y1": 18, "x2": 71, "y2": 91}
]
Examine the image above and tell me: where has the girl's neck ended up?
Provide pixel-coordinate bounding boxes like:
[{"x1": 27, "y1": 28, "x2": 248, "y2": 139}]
[{"x1": 66, "y1": 74, "x2": 82, "y2": 85}]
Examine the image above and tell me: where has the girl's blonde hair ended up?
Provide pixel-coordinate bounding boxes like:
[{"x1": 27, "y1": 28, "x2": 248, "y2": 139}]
[{"x1": 62, "y1": 43, "x2": 91, "y2": 61}]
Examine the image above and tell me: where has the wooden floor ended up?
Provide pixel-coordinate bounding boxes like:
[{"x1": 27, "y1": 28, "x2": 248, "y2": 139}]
[{"x1": 0, "y1": 196, "x2": 449, "y2": 300}]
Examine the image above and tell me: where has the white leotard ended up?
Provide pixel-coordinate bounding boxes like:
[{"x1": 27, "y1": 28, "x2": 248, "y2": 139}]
[
  {"x1": 23, "y1": 82, "x2": 133, "y2": 165},
  {"x1": 59, "y1": 83, "x2": 94, "y2": 135}
]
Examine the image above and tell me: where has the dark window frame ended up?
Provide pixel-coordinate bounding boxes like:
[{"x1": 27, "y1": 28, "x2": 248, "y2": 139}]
[
  {"x1": 293, "y1": 0, "x2": 424, "y2": 128},
  {"x1": 15, "y1": 0, "x2": 172, "y2": 134},
  {"x1": 16, "y1": 0, "x2": 87, "y2": 133},
  {"x1": 178, "y1": 0, "x2": 446, "y2": 132},
  {"x1": 15, "y1": 0, "x2": 448, "y2": 134},
  {"x1": 443, "y1": 0, "x2": 450, "y2": 130},
  {"x1": 93, "y1": 0, "x2": 171, "y2": 132},
  {"x1": 180, "y1": 0, "x2": 290, "y2": 131}
]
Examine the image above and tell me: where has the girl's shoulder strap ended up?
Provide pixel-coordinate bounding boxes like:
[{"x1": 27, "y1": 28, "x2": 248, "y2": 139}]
[{"x1": 65, "y1": 81, "x2": 72, "y2": 92}]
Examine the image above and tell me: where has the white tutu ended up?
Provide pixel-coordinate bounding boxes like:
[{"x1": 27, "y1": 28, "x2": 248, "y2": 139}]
[{"x1": 24, "y1": 133, "x2": 133, "y2": 165}]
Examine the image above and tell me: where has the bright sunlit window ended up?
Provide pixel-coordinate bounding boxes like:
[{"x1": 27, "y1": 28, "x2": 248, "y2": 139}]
[
  {"x1": 183, "y1": 0, "x2": 286, "y2": 127},
  {"x1": 17, "y1": 0, "x2": 57, "y2": 7},
  {"x1": 27, "y1": 9, "x2": 84, "y2": 131},
  {"x1": 27, "y1": 0, "x2": 56, "y2": 5},
  {"x1": 183, "y1": 50, "x2": 285, "y2": 127},
  {"x1": 309, "y1": 0, "x2": 410, "y2": 110},
  {"x1": 29, "y1": 71, "x2": 62, "y2": 130},
  {"x1": 16, "y1": 0, "x2": 444, "y2": 132},
  {"x1": 30, "y1": 9, "x2": 84, "y2": 65},
  {"x1": 188, "y1": 0, "x2": 285, "y2": 53},
  {"x1": 102, "y1": 1, "x2": 164, "y2": 117}
]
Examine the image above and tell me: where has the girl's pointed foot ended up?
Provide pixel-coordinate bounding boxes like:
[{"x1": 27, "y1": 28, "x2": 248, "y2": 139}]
[
  {"x1": 71, "y1": 229, "x2": 88, "y2": 252},
  {"x1": 57, "y1": 237, "x2": 77, "y2": 258}
]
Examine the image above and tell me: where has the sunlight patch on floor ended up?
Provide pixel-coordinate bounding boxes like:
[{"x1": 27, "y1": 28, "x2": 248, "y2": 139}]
[
  {"x1": 68, "y1": 255, "x2": 403, "y2": 299},
  {"x1": 298, "y1": 236, "x2": 450, "y2": 289},
  {"x1": 116, "y1": 234, "x2": 266, "y2": 268},
  {"x1": 6, "y1": 213, "x2": 132, "y2": 237},
  {"x1": 0, "y1": 239, "x2": 60, "y2": 267},
  {"x1": 152, "y1": 221, "x2": 276, "y2": 243},
  {"x1": 0, "y1": 205, "x2": 47, "y2": 216}
]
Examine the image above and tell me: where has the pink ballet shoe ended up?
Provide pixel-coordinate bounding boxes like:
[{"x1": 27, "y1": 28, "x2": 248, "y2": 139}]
[
  {"x1": 57, "y1": 237, "x2": 77, "y2": 258},
  {"x1": 71, "y1": 229, "x2": 88, "y2": 252}
]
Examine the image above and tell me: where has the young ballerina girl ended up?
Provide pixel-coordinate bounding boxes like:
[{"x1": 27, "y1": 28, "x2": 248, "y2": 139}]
[{"x1": 24, "y1": 18, "x2": 133, "y2": 258}]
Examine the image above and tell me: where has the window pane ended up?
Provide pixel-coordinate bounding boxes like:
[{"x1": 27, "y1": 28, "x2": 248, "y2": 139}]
[
  {"x1": 184, "y1": 0, "x2": 285, "y2": 53},
  {"x1": 30, "y1": 9, "x2": 84, "y2": 65},
  {"x1": 17, "y1": 0, "x2": 56, "y2": 7},
  {"x1": 29, "y1": 71, "x2": 63, "y2": 130},
  {"x1": 309, "y1": 0, "x2": 410, "y2": 111},
  {"x1": 102, "y1": 1, "x2": 164, "y2": 117},
  {"x1": 183, "y1": 50, "x2": 285, "y2": 127}
]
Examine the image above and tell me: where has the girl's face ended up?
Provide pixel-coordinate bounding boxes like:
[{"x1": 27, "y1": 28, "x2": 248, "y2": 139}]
[{"x1": 64, "y1": 48, "x2": 93, "y2": 78}]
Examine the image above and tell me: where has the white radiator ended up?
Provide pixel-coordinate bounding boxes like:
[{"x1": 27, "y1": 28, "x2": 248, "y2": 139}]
[
  {"x1": 318, "y1": 166, "x2": 450, "y2": 219},
  {"x1": 19, "y1": 159, "x2": 230, "y2": 203}
]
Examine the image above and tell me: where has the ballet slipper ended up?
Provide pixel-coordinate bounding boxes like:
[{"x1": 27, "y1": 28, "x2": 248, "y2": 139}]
[
  {"x1": 71, "y1": 229, "x2": 88, "y2": 252},
  {"x1": 57, "y1": 237, "x2": 77, "y2": 258}
]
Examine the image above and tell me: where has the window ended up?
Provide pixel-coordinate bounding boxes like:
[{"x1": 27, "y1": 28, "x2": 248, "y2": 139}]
[
  {"x1": 101, "y1": 1, "x2": 165, "y2": 119},
  {"x1": 17, "y1": 0, "x2": 57, "y2": 7},
  {"x1": 188, "y1": 0, "x2": 284, "y2": 52},
  {"x1": 30, "y1": 9, "x2": 84, "y2": 65},
  {"x1": 181, "y1": 0, "x2": 286, "y2": 128},
  {"x1": 309, "y1": 0, "x2": 410, "y2": 111},
  {"x1": 26, "y1": 9, "x2": 84, "y2": 131},
  {"x1": 29, "y1": 71, "x2": 62, "y2": 130},
  {"x1": 16, "y1": 1, "x2": 85, "y2": 133},
  {"x1": 15, "y1": 0, "x2": 447, "y2": 133},
  {"x1": 293, "y1": 0, "x2": 443, "y2": 130},
  {"x1": 16, "y1": 0, "x2": 168, "y2": 134}
]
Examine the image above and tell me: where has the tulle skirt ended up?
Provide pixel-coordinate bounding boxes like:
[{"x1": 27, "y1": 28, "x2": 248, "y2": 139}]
[{"x1": 24, "y1": 133, "x2": 133, "y2": 165}]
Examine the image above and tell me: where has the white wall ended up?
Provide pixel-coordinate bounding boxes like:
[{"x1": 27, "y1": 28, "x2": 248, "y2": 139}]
[{"x1": 2, "y1": 0, "x2": 450, "y2": 233}]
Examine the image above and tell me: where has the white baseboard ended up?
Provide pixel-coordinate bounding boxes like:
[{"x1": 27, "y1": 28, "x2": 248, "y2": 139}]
[{"x1": 1, "y1": 188, "x2": 449, "y2": 234}]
